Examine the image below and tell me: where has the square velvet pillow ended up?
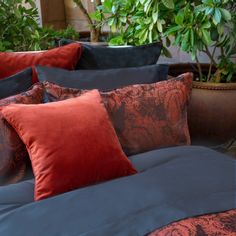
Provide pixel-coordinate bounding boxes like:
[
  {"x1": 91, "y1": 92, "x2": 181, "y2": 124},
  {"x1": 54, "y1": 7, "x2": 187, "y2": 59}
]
[
  {"x1": 0, "y1": 84, "x2": 44, "y2": 185},
  {"x1": 43, "y1": 73, "x2": 193, "y2": 155},
  {"x1": 0, "y1": 43, "x2": 82, "y2": 83},
  {"x1": 2, "y1": 90, "x2": 137, "y2": 201}
]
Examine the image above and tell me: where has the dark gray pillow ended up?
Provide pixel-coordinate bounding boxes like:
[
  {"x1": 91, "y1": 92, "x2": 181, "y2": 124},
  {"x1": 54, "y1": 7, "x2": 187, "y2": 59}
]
[
  {"x1": 0, "y1": 68, "x2": 33, "y2": 99},
  {"x1": 35, "y1": 64, "x2": 169, "y2": 92},
  {"x1": 59, "y1": 39, "x2": 162, "y2": 70}
]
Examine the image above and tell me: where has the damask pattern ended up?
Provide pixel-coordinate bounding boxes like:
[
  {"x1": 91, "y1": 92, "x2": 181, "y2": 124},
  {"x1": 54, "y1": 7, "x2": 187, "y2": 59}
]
[
  {"x1": 149, "y1": 209, "x2": 236, "y2": 236},
  {"x1": 101, "y1": 73, "x2": 192, "y2": 155},
  {"x1": 43, "y1": 81, "x2": 85, "y2": 102},
  {"x1": 44, "y1": 73, "x2": 192, "y2": 155},
  {"x1": 0, "y1": 84, "x2": 44, "y2": 185}
]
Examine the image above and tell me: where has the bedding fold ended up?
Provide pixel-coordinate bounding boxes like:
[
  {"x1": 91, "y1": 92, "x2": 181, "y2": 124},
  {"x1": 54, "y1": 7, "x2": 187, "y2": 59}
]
[{"x1": 0, "y1": 146, "x2": 235, "y2": 236}]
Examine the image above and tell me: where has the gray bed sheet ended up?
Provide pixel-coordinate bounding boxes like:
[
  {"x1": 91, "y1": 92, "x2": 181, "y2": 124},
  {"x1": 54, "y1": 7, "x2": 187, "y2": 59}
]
[{"x1": 0, "y1": 146, "x2": 235, "y2": 236}]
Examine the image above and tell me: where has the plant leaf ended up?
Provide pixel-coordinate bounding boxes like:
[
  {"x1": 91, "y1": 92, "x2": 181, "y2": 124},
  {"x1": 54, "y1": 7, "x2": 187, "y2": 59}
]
[
  {"x1": 213, "y1": 8, "x2": 222, "y2": 25},
  {"x1": 175, "y1": 10, "x2": 184, "y2": 25},
  {"x1": 161, "y1": 0, "x2": 174, "y2": 9},
  {"x1": 220, "y1": 8, "x2": 231, "y2": 21}
]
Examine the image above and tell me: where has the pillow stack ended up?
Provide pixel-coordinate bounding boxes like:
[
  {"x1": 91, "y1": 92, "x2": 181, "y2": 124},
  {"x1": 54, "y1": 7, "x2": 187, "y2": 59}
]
[
  {"x1": 0, "y1": 41, "x2": 193, "y2": 201},
  {"x1": 43, "y1": 73, "x2": 192, "y2": 156},
  {"x1": 0, "y1": 84, "x2": 44, "y2": 185},
  {"x1": 2, "y1": 90, "x2": 137, "y2": 201}
]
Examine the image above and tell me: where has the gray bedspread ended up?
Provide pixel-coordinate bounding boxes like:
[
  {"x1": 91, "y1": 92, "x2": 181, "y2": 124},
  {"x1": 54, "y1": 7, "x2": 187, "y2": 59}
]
[{"x1": 0, "y1": 146, "x2": 235, "y2": 236}]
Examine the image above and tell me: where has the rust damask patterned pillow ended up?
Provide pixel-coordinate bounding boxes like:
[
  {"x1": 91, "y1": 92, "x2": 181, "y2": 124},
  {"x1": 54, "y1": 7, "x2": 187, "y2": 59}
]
[
  {"x1": 149, "y1": 209, "x2": 236, "y2": 236},
  {"x1": 0, "y1": 84, "x2": 44, "y2": 185},
  {"x1": 44, "y1": 73, "x2": 192, "y2": 156},
  {"x1": 102, "y1": 73, "x2": 193, "y2": 155}
]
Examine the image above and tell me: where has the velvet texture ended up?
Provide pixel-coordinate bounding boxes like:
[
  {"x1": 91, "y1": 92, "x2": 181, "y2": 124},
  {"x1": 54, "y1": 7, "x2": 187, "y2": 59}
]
[
  {"x1": 0, "y1": 84, "x2": 44, "y2": 185},
  {"x1": 59, "y1": 39, "x2": 162, "y2": 69},
  {"x1": 36, "y1": 64, "x2": 169, "y2": 92},
  {"x1": 2, "y1": 90, "x2": 137, "y2": 201},
  {"x1": 0, "y1": 68, "x2": 33, "y2": 99},
  {"x1": 44, "y1": 73, "x2": 192, "y2": 155},
  {"x1": 0, "y1": 44, "x2": 82, "y2": 83}
]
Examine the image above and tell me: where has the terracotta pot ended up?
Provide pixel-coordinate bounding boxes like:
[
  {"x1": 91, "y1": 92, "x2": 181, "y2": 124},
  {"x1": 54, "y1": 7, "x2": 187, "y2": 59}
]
[{"x1": 188, "y1": 82, "x2": 236, "y2": 145}]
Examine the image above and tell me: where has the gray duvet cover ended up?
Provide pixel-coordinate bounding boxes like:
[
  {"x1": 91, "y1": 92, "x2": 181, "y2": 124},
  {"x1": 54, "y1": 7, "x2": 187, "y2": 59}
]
[{"x1": 0, "y1": 146, "x2": 235, "y2": 236}]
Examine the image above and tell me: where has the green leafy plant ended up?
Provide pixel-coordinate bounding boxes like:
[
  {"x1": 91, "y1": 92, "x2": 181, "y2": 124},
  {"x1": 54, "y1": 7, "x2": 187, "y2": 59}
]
[
  {"x1": 30, "y1": 26, "x2": 80, "y2": 51},
  {"x1": 165, "y1": 0, "x2": 236, "y2": 82},
  {"x1": 96, "y1": 0, "x2": 175, "y2": 49},
  {"x1": 97, "y1": 0, "x2": 236, "y2": 82},
  {"x1": 0, "y1": 0, "x2": 80, "y2": 52}
]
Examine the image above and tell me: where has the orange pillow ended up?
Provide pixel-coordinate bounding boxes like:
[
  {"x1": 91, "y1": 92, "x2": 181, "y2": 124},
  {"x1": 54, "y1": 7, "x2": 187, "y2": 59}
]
[
  {"x1": 2, "y1": 90, "x2": 137, "y2": 201},
  {"x1": 0, "y1": 43, "x2": 82, "y2": 83}
]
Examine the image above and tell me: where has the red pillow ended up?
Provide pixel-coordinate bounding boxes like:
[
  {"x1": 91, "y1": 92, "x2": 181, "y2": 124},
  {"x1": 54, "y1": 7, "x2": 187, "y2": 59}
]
[
  {"x1": 0, "y1": 43, "x2": 82, "y2": 83},
  {"x1": 43, "y1": 73, "x2": 193, "y2": 155},
  {"x1": 0, "y1": 84, "x2": 44, "y2": 185},
  {"x1": 2, "y1": 90, "x2": 137, "y2": 200}
]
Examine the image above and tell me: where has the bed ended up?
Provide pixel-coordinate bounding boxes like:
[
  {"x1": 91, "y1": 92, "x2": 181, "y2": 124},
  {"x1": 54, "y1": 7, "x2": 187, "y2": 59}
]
[
  {"x1": 0, "y1": 146, "x2": 235, "y2": 236},
  {"x1": 0, "y1": 43, "x2": 236, "y2": 236}
]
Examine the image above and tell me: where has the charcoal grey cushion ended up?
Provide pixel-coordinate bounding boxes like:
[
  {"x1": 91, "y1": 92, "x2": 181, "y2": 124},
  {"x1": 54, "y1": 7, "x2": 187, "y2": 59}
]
[
  {"x1": 59, "y1": 39, "x2": 163, "y2": 70},
  {"x1": 36, "y1": 64, "x2": 169, "y2": 92},
  {"x1": 0, "y1": 68, "x2": 33, "y2": 99}
]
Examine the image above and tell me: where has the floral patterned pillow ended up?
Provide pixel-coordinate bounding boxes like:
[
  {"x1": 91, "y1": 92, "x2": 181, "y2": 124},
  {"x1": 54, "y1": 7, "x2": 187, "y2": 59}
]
[
  {"x1": 101, "y1": 73, "x2": 193, "y2": 155},
  {"x1": 44, "y1": 73, "x2": 193, "y2": 156},
  {"x1": 0, "y1": 84, "x2": 44, "y2": 185}
]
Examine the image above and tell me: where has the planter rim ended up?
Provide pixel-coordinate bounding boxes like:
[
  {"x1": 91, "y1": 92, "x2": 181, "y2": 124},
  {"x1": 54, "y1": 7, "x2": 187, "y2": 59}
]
[{"x1": 193, "y1": 81, "x2": 236, "y2": 90}]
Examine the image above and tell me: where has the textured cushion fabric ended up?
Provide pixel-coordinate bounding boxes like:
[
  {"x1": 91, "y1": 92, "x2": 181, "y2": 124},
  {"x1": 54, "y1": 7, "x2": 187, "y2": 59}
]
[
  {"x1": 2, "y1": 90, "x2": 137, "y2": 201},
  {"x1": 150, "y1": 209, "x2": 236, "y2": 236},
  {"x1": 0, "y1": 68, "x2": 33, "y2": 99},
  {"x1": 102, "y1": 73, "x2": 193, "y2": 155},
  {"x1": 59, "y1": 39, "x2": 162, "y2": 69},
  {"x1": 36, "y1": 64, "x2": 169, "y2": 92},
  {"x1": 0, "y1": 43, "x2": 82, "y2": 83},
  {"x1": 43, "y1": 73, "x2": 193, "y2": 156},
  {"x1": 0, "y1": 84, "x2": 44, "y2": 185}
]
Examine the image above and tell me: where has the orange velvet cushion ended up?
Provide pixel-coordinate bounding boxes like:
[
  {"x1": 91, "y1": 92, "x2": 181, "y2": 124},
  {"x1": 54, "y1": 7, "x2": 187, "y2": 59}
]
[
  {"x1": 0, "y1": 43, "x2": 82, "y2": 83},
  {"x1": 2, "y1": 90, "x2": 137, "y2": 201}
]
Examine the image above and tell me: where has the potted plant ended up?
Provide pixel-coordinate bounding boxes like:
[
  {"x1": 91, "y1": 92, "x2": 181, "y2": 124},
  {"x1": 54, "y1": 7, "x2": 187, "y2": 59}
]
[
  {"x1": 72, "y1": 0, "x2": 109, "y2": 44},
  {"x1": 97, "y1": 0, "x2": 236, "y2": 145},
  {"x1": 0, "y1": 0, "x2": 79, "y2": 52},
  {"x1": 164, "y1": 0, "x2": 236, "y2": 145},
  {"x1": 96, "y1": 0, "x2": 174, "y2": 55}
]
